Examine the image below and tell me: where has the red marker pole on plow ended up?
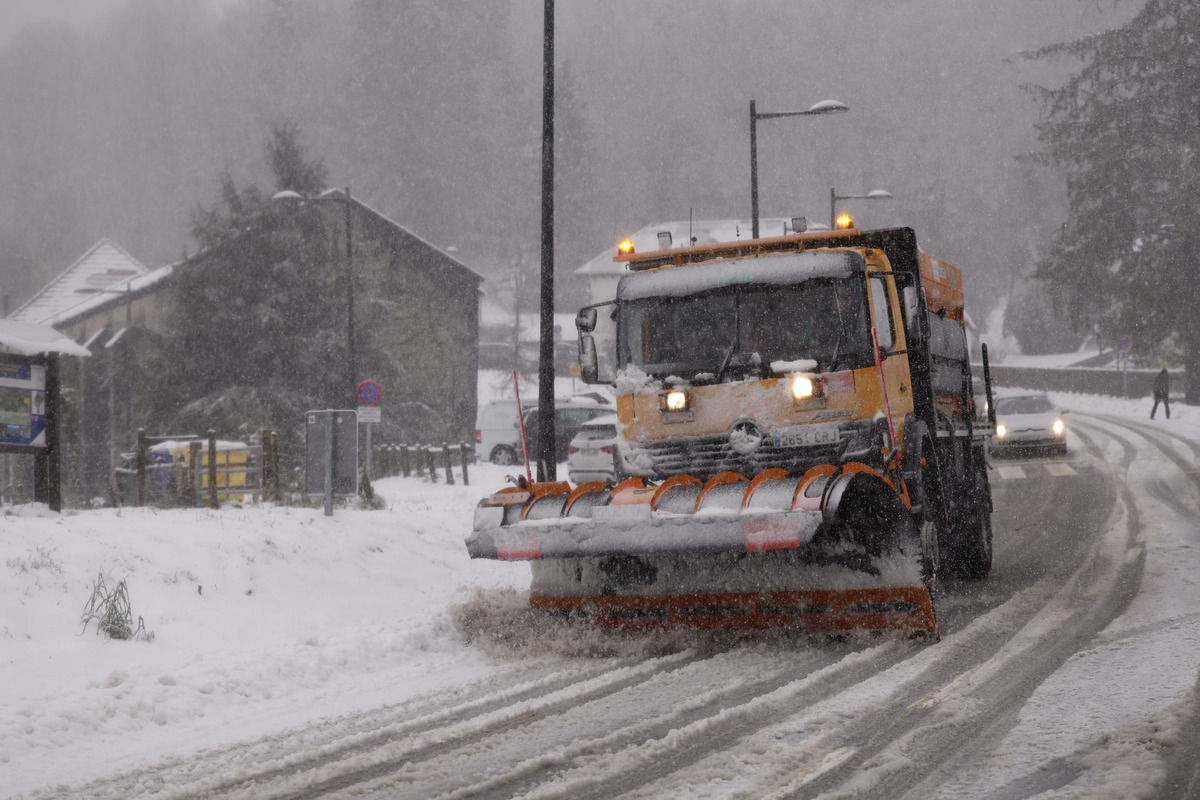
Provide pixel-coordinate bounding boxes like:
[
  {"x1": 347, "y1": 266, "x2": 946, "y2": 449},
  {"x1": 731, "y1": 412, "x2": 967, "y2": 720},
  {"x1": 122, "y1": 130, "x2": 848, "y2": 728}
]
[
  {"x1": 513, "y1": 369, "x2": 533, "y2": 484},
  {"x1": 871, "y1": 326, "x2": 898, "y2": 456}
]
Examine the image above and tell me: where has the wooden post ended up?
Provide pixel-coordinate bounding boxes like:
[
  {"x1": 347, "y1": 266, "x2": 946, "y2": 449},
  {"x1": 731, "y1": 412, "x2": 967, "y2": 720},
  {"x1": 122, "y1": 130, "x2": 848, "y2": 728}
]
[
  {"x1": 412, "y1": 445, "x2": 423, "y2": 477},
  {"x1": 426, "y1": 447, "x2": 438, "y2": 483},
  {"x1": 187, "y1": 441, "x2": 202, "y2": 506},
  {"x1": 460, "y1": 442, "x2": 469, "y2": 486},
  {"x1": 442, "y1": 443, "x2": 454, "y2": 485},
  {"x1": 33, "y1": 354, "x2": 63, "y2": 512},
  {"x1": 261, "y1": 429, "x2": 277, "y2": 502},
  {"x1": 136, "y1": 428, "x2": 147, "y2": 507},
  {"x1": 398, "y1": 445, "x2": 409, "y2": 478},
  {"x1": 206, "y1": 430, "x2": 218, "y2": 509}
]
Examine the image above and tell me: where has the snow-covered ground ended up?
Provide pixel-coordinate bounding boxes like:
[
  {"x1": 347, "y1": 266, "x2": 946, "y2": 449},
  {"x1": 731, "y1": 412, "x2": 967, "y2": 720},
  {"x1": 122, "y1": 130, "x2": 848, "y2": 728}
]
[
  {"x1": 0, "y1": 462, "x2": 529, "y2": 796},
  {"x1": 0, "y1": 386, "x2": 1196, "y2": 797}
]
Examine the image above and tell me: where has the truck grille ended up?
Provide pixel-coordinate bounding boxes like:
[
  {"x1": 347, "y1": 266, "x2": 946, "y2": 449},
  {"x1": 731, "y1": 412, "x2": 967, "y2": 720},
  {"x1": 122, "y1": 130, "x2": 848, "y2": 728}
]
[{"x1": 625, "y1": 433, "x2": 843, "y2": 481}]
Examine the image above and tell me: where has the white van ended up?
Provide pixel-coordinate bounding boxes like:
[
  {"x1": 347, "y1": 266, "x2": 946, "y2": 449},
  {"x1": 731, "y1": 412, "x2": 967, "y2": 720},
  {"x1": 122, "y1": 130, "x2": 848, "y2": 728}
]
[
  {"x1": 476, "y1": 395, "x2": 614, "y2": 465},
  {"x1": 476, "y1": 399, "x2": 524, "y2": 465}
]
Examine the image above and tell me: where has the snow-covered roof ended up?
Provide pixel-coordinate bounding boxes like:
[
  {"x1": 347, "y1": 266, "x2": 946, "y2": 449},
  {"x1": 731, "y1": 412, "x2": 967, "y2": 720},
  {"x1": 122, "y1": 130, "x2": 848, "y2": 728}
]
[
  {"x1": 618, "y1": 250, "x2": 861, "y2": 300},
  {"x1": 9, "y1": 239, "x2": 147, "y2": 325},
  {"x1": 574, "y1": 218, "x2": 819, "y2": 278},
  {"x1": 0, "y1": 318, "x2": 91, "y2": 357},
  {"x1": 30, "y1": 262, "x2": 177, "y2": 330}
]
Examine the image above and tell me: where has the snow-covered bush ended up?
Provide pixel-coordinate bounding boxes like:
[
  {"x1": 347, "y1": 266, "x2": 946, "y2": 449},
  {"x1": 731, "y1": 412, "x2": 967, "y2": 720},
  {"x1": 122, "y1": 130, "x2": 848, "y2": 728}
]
[{"x1": 80, "y1": 573, "x2": 154, "y2": 642}]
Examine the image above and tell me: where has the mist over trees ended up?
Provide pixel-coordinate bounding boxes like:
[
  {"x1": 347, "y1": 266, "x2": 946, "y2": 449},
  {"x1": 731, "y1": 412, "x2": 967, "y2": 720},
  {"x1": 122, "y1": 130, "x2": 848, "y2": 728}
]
[{"x1": 0, "y1": 0, "x2": 1135, "y2": 338}]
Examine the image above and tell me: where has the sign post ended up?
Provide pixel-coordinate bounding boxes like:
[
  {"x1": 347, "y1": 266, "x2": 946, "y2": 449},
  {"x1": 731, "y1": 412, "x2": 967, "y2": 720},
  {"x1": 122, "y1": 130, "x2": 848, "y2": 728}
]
[
  {"x1": 1118, "y1": 335, "x2": 1131, "y2": 398},
  {"x1": 356, "y1": 381, "x2": 382, "y2": 479}
]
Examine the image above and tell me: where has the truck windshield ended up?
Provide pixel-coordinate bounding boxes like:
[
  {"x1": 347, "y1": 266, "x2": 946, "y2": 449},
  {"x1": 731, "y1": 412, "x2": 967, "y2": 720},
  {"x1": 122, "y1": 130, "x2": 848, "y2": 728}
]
[{"x1": 619, "y1": 277, "x2": 872, "y2": 378}]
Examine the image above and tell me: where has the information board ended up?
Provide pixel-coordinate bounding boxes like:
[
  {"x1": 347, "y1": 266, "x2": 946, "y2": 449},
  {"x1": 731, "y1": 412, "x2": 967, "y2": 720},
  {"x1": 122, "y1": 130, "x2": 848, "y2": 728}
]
[{"x1": 0, "y1": 359, "x2": 47, "y2": 447}]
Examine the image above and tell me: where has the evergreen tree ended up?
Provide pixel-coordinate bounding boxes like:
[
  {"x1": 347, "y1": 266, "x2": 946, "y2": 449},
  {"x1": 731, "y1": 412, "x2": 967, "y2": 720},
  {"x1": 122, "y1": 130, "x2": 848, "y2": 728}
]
[
  {"x1": 154, "y1": 123, "x2": 342, "y2": 459},
  {"x1": 1028, "y1": 0, "x2": 1200, "y2": 398}
]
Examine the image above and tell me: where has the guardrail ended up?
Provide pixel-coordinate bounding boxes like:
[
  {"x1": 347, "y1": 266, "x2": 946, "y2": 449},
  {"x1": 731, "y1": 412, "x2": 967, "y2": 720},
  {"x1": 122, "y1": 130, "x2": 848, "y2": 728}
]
[{"x1": 980, "y1": 363, "x2": 1184, "y2": 399}]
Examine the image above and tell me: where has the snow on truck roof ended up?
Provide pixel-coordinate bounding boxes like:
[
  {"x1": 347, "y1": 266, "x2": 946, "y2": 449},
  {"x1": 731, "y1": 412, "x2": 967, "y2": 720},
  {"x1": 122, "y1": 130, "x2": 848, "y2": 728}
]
[{"x1": 616, "y1": 249, "x2": 863, "y2": 301}]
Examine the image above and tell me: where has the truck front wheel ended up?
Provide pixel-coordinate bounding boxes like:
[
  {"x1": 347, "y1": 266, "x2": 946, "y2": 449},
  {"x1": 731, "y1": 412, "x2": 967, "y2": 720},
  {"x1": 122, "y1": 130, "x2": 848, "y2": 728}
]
[{"x1": 946, "y1": 467, "x2": 992, "y2": 579}]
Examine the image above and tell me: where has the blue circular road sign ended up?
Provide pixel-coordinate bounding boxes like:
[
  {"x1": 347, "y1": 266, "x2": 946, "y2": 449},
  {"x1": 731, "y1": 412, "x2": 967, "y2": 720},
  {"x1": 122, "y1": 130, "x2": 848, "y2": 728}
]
[{"x1": 357, "y1": 381, "x2": 381, "y2": 406}]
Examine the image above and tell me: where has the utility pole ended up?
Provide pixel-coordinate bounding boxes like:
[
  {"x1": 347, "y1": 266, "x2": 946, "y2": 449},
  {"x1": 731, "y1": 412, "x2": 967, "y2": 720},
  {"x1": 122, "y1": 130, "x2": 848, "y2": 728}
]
[{"x1": 537, "y1": 0, "x2": 556, "y2": 482}]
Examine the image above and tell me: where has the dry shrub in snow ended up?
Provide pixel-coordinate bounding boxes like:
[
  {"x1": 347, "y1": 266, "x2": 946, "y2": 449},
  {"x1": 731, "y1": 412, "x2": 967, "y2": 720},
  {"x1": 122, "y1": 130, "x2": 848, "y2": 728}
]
[{"x1": 80, "y1": 573, "x2": 155, "y2": 642}]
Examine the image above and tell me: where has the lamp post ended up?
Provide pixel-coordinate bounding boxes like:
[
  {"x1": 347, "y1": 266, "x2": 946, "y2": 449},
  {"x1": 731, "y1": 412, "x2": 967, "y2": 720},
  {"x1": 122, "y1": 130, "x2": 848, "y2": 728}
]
[
  {"x1": 750, "y1": 98, "x2": 848, "y2": 240},
  {"x1": 273, "y1": 188, "x2": 357, "y2": 408},
  {"x1": 830, "y1": 187, "x2": 893, "y2": 229},
  {"x1": 537, "y1": 0, "x2": 556, "y2": 482}
]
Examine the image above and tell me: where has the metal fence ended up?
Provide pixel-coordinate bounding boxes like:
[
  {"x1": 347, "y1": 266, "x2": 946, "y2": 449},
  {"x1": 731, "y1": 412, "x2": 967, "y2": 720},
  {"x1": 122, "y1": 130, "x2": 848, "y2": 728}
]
[
  {"x1": 114, "y1": 429, "x2": 278, "y2": 508},
  {"x1": 372, "y1": 442, "x2": 474, "y2": 485}
]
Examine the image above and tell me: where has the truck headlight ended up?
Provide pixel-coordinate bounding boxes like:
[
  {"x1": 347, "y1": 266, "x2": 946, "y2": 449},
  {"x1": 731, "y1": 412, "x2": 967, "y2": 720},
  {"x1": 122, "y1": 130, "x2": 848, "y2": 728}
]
[
  {"x1": 665, "y1": 389, "x2": 689, "y2": 411},
  {"x1": 995, "y1": 423, "x2": 1007, "y2": 439},
  {"x1": 791, "y1": 376, "x2": 815, "y2": 400},
  {"x1": 1053, "y1": 419, "x2": 1065, "y2": 436}
]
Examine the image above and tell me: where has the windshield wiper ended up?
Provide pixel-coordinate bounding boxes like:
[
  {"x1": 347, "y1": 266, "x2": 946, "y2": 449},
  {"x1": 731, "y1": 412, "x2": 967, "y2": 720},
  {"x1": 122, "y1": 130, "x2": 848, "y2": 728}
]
[
  {"x1": 715, "y1": 331, "x2": 740, "y2": 382},
  {"x1": 825, "y1": 303, "x2": 846, "y2": 371}
]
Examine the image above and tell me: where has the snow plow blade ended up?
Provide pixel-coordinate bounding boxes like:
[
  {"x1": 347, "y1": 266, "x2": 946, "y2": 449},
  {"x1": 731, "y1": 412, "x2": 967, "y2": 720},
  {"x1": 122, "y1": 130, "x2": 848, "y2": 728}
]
[
  {"x1": 529, "y1": 588, "x2": 935, "y2": 633},
  {"x1": 467, "y1": 465, "x2": 937, "y2": 636}
]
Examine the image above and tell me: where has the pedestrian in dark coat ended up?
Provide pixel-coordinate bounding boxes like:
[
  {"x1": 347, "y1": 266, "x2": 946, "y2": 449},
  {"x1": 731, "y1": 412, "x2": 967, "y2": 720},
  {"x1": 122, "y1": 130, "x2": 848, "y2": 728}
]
[{"x1": 1151, "y1": 368, "x2": 1170, "y2": 419}]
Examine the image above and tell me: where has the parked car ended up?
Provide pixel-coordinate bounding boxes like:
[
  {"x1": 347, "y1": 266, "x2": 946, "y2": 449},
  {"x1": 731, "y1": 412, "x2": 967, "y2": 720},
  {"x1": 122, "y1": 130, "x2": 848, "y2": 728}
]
[
  {"x1": 476, "y1": 399, "x2": 523, "y2": 465},
  {"x1": 991, "y1": 392, "x2": 1068, "y2": 456},
  {"x1": 522, "y1": 397, "x2": 615, "y2": 464},
  {"x1": 477, "y1": 395, "x2": 614, "y2": 466},
  {"x1": 567, "y1": 413, "x2": 621, "y2": 485}
]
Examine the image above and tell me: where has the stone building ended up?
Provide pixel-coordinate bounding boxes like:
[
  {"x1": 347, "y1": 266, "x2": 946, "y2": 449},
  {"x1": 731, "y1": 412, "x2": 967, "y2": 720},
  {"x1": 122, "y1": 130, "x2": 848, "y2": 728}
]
[{"x1": 10, "y1": 193, "x2": 482, "y2": 501}]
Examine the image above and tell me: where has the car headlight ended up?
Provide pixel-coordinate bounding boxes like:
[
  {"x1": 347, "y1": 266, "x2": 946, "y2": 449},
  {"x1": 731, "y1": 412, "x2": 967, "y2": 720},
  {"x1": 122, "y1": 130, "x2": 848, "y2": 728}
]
[
  {"x1": 791, "y1": 375, "x2": 815, "y2": 400},
  {"x1": 995, "y1": 423, "x2": 1007, "y2": 439},
  {"x1": 1053, "y1": 419, "x2": 1065, "y2": 436},
  {"x1": 665, "y1": 389, "x2": 689, "y2": 411}
]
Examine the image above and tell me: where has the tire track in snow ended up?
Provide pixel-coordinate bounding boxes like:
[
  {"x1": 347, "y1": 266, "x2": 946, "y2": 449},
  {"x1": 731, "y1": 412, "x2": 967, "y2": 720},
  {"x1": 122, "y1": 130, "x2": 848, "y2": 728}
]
[
  {"x1": 391, "y1": 441, "x2": 1129, "y2": 800},
  {"x1": 752, "y1": 427, "x2": 1141, "y2": 799},
  {"x1": 23, "y1": 653, "x2": 679, "y2": 800}
]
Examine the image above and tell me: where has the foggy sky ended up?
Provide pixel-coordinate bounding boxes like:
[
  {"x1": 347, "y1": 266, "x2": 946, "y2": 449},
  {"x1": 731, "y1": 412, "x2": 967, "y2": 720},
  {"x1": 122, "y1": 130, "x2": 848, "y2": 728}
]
[
  {"x1": 0, "y1": 0, "x2": 1143, "y2": 331},
  {"x1": 0, "y1": 0, "x2": 127, "y2": 46}
]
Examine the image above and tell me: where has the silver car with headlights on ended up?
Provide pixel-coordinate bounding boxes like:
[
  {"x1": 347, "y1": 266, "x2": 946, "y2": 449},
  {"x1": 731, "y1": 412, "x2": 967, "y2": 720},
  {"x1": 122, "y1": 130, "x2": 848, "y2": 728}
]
[{"x1": 991, "y1": 393, "x2": 1067, "y2": 456}]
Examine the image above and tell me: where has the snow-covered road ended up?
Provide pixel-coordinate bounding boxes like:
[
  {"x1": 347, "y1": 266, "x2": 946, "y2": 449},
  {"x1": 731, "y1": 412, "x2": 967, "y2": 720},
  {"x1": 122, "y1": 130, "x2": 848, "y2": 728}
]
[{"x1": 4, "y1": 396, "x2": 1200, "y2": 798}]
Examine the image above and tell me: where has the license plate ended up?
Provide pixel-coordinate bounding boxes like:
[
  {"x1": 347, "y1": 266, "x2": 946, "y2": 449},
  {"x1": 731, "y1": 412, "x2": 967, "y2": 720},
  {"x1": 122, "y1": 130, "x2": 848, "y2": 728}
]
[{"x1": 773, "y1": 424, "x2": 840, "y2": 449}]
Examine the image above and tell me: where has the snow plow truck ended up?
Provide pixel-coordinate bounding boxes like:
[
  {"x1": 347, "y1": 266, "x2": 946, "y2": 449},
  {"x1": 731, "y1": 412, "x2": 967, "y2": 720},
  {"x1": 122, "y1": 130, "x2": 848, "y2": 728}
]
[{"x1": 467, "y1": 224, "x2": 994, "y2": 637}]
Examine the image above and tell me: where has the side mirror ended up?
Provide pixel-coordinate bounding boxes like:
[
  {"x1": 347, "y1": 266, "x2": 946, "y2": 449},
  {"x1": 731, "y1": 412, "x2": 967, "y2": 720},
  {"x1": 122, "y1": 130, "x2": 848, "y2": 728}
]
[
  {"x1": 579, "y1": 335, "x2": 599, "y2": 383},
  {"x1": 576, "y1": 307, "x2": 598, "y2": 334}
]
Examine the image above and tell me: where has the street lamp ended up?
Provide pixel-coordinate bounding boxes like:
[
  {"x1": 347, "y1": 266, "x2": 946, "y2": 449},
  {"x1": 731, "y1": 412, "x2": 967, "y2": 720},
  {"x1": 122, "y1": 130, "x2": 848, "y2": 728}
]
[
  {"x1": 750, "y1": 98, "x2": 848, "y2": 239},
  {"x1": 272, "y1": 188, "x2": 357, "y2": 408},
  {"x1": 830, "y1": 188, "x2": 893, "y2": 229}
]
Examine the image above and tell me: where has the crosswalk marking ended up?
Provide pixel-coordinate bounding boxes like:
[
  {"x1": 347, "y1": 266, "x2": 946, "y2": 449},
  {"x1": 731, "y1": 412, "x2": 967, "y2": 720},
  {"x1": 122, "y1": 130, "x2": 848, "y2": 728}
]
[{"x1": 993, "y1": 462, "x2": 1080, "y2": 480}]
